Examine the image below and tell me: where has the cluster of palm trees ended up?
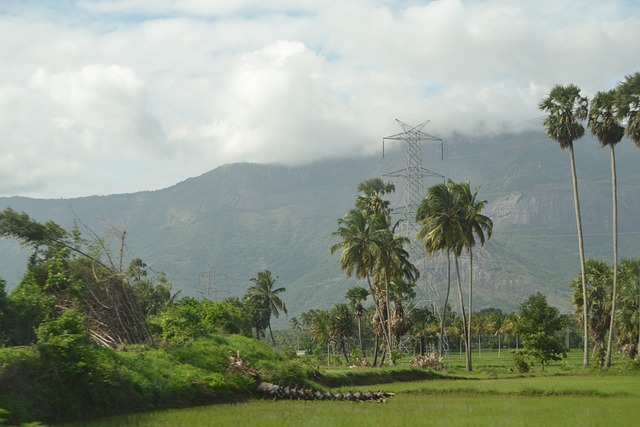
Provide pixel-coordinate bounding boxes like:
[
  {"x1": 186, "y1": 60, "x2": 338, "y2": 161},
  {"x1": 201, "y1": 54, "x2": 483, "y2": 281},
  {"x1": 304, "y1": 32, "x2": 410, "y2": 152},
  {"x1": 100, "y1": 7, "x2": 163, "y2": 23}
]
[
  {"x1": 538, "y1": 71, "x2": 640, "y2": 368},
  {"x1": 570, "y1": 258, "x2": 640, "y2": 365},
  {"x1": 330, "y1": 178, "x2": 419, "y2": 365},
  {"x1": 330, "y1": 178, "x2": 492, "y2": 370},
  {"x1": 414, "y1": 180, "x2": 493, "y2": 372}
]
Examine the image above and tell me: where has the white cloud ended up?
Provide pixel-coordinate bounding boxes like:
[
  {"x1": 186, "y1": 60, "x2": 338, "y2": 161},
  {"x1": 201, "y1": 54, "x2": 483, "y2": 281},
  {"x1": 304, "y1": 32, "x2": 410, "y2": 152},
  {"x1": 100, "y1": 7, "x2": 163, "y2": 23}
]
[{"x1": 0, "y1": 0, "x2": 639, "y2": 198}]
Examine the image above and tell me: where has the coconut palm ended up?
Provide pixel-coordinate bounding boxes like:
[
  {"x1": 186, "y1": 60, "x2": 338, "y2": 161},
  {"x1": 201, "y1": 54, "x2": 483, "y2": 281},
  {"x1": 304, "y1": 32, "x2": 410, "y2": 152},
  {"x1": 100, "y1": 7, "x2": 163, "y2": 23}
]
[
  {"x1": 451, "y1": 181, "x2": 493, "y2": 371},
  {"x1": 246, "y1": 270, "x2": 287, "y2": 346},
  {"x1": 330, "y1": 208, "x2": 392, "y2": 356},
  {"x1": 333, "y1": 178, "x2": 418, "y2": 365},
  {"x1": 416, "y1": 182, "x2": 466, "y2": 358},
  {"x1": 494, "y1": 311, "x2": 516, "y2": 357},
  {"x1": 588, "y1": 89, "x2": 625, "y2": 368},
  {"x1": 616, "y1": 72, "x2": 640, "y2": 147},
  {"x1": 375, "y1": 220, "x2": 419, "y2": 358},
  {"x1": 388, "y1": 277, "x2": 417, "y2": 347},
  {"x1": 539, "y1": 83, "x2": 589, "y2": 367},
  {"x1": 329, "y1": 303, "x2": 355, "y2": 364},
  {"x1": 345, "y1": 286, "x2": 369, "y2": 358}
]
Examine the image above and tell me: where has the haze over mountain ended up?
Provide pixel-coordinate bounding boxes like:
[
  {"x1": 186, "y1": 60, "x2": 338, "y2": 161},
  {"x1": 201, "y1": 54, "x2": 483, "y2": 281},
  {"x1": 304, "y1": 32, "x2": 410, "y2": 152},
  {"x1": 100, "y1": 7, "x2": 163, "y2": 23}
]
[{"x1": 1, "y1": 130, "x2": 639, "y2": 325}]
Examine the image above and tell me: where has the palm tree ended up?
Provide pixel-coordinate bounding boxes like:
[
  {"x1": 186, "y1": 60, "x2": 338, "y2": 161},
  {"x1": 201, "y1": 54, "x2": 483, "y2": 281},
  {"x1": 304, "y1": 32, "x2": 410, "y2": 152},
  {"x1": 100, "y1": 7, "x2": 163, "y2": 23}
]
[
  {"x1": 588, "y1": 89, "x2": 625, "y2": 368},
  {"x1": 571, "y1": 259, "x2": 612, "y2": 367},
  {"x1": 409, "y1": 306, "x2": 438, "y2": 355},
  {"x1": 416, "y1": 182, "x2": 465, "y2": 357},
  {"x1": 494, "y1": 311, "x2": 516, "y2": 357},
  {"x1": 375, "y1": 220, "x2": 419, "y2": 356},
  {"x1": 450, "y1": 181, "x2": 493, "y2": 371},
  {"x1": 329, "y1": 303, "x2": 355, "y2": 364},
  {"x1": 389, "y1": 277, "x2": 417, "y2": 348},
  {"x1": 356, "y1": 178, "x2": 395, "y2": 215},
  {"x1": 345, "y1": 286, "x2": 369, "y2": 358},
  {"x1": 616, "y1": 258, "x2": 640, "y2": 359},
  {"x1": 539, "y1": 84, "x2": 590, "y2": 368},
  {"x1": 616, "y1": 72, "x2": 640, "y2": 147},
  {"x1": 330, "y1": 208, "x2": 392, "y2": 356},
  {"x1": 332, "y1": 178, "x2": 418, "y2": 365},
  {"x1": 246, "y1": 270, "x2": 287, "y2": 346}
]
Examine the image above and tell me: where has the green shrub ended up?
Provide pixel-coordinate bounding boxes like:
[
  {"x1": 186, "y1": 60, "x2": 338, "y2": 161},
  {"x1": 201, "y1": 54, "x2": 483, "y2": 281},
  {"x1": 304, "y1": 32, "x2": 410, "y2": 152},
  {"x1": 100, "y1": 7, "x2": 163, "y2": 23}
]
[{"x1": 512, "y1": 350, "x2": 530, "y2": 373}]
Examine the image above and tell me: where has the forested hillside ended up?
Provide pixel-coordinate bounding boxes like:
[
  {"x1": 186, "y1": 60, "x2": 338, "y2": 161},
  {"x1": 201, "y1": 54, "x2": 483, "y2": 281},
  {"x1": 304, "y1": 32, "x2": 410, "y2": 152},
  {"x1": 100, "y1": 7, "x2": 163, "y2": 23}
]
[{"x1": 1, "y1": 130, "x2": 638, "y2": 323}]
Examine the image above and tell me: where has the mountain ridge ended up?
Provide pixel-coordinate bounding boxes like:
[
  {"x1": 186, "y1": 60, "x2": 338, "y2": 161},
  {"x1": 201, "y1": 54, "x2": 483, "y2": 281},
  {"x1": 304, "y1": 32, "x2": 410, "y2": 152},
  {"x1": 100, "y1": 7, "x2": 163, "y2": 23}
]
[{"x1": 1, "y1": 131, "x2": 638, "y2": 324}]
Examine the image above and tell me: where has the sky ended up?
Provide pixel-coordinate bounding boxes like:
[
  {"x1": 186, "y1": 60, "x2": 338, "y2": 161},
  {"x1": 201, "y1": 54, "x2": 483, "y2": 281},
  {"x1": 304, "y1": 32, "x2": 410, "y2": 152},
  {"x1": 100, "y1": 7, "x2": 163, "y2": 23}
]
[{"x1": 1, "y1": 0, "x2": 638, "y2": 199}]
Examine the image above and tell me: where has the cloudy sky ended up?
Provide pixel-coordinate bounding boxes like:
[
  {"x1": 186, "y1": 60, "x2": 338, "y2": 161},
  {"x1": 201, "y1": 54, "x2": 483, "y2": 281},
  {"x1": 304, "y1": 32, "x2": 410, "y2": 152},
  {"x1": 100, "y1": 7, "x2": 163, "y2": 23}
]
[{"x1": 1, "y1": 0, "x2": 638, "y2": 198}]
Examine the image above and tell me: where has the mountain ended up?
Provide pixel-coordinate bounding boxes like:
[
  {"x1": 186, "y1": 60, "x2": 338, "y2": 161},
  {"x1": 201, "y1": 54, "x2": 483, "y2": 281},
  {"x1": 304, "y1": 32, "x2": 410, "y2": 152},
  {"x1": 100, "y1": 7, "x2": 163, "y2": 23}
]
[{"x1": 1, "y1": 131, "x2": 639, "y2": 325}]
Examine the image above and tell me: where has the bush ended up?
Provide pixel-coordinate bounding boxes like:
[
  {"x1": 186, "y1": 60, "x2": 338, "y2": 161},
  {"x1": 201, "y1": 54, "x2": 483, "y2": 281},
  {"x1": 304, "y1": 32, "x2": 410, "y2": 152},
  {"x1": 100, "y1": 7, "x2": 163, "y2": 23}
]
[{"x1": 512, "y1": 350, "x2": 530, "y2": 373}]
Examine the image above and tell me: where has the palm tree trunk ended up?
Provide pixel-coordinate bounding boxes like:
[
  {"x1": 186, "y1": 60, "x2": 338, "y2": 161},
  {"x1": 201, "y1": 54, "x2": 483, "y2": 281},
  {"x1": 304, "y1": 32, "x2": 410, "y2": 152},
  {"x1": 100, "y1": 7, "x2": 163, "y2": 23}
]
[
  {"x1": 373, "y1": 335, "x2": 379, "y2": 366},
  {"x1": 327, "y1": 340, "x2": 331, "y2": 367},
  {"x1": 439, "y1": 249, "x2": 452, "y2": 357},
  {"x1": 467, "y1": 248, "x2": 474, "y2": 371},
  {"x1": 605, "y1": 144, "x2": 618, "y2": 369},
  {"x1": 341, "y1": 341, "x2": 350, "y2": 364},
  {"x1": 366, "y1": 275, "x2": 392, "y2": 363},
  {"x1": 385, "y1": 275, "x2": 393, "y2": 365},
  {"x1": 357, "y1": 316, "x2": 366, "y2": 358},
  {"x1": 454, "y1": 253, "x2": 470, "y2": 371},
  {"x1": 569, "y1": 144, "x2": 589, "y2": 368},
  {"x1": 268, "y1": 321, "x2": 276, "y2": 347}
]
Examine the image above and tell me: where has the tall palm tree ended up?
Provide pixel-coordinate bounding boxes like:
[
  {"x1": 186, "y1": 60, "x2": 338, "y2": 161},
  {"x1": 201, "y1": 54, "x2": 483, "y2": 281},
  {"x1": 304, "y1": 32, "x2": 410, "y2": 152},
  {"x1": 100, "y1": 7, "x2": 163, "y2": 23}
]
[
  {"x1": 345, "y1": 286, "x2": 369, "y2": 358},
  {"x1": 588, "y1": 89, "x2": 625, "y2": 368},
  {"x1": 246, "y1": 270, "x2": 287, "y2": 346},
  {"x1": 330, "y1": 209, "x2": 392, "y2": 353},
  {"x1": 375, "y1": 219, "x2": 419, "y2": 359},
  {"x1": 539, "y1": 84, "x2": 590, "y2": 368},
  {"x1": 616, "y1": 72, "x2": 640, "y2": 147},
  {"x1": 451, "y1": 181, "x2": 493, "y2": 371},
  {"x1": 416, "y1": 182, "x2": 465, "y2": 358}
]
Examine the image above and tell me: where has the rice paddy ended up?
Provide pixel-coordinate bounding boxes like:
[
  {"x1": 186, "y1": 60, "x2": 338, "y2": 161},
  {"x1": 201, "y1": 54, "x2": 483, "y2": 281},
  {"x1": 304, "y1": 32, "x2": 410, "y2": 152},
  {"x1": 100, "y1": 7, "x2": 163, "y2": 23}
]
[{"x1": 62, "y1": 350, "x2": 640, "y2": 427}]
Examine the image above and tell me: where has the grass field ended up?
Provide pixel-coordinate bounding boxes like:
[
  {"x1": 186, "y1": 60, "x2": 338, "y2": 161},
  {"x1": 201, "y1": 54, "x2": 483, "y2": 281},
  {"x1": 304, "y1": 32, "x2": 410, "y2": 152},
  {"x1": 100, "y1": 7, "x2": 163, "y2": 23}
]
[{"x1": 60, "y1": 349, "x2": 640, "y2": 427}]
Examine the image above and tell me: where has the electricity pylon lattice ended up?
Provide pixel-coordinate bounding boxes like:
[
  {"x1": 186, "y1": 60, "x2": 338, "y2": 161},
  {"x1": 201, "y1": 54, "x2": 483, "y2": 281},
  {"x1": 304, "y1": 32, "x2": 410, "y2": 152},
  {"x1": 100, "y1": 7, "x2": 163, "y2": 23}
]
[{"x1": 383, "y1": 119, "x2": 447, "y2": 353}]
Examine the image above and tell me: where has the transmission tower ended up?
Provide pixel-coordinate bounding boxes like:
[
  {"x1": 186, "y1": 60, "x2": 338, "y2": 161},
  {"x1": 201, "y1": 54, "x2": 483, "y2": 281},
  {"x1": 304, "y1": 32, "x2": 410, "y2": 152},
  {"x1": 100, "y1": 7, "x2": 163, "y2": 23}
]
[
  {"x1": 383, "y1": 119, "x2": 447, "y2": 353},
  {"x1": 198, "y1": 266, "x2": 216, "y2": 300}
]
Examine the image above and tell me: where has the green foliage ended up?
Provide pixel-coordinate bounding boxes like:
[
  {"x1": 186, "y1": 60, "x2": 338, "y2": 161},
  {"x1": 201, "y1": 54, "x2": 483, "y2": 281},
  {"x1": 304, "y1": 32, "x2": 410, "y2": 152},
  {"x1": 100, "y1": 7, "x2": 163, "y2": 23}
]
[
  {"x1": 0, "y1": 278, "x2": 9, "y2": 345},
  {"x1": 539, "y1": 84, "x2": 588, "y2": 150},
  {"x1": 0, "y1": 208, "x2": 68, "y2": 253},
  {"x1": 570, "y1": 259, "x2": 612, "y2": 366},
  {"x1": 616, "y1": 258, "x2": 640, "y2": 359},
  {"x1": 516, "y1": 293, "x2": 567, "y2": 370},
  {"x1": 149, "y1": 298, "x2": 252, "y2": 345},
  {"x1": 244, "y1": 270, "x2": 287, "y2": 345},
  {"x1": 0, "y1": 334, "x2": 280, "y2": 424},
  {"x1": 6, "y1": 275, "x2": 57, "y2": 345},
  {"x1": 615, "y1": 71, "x2": 640, "y2": 145}
]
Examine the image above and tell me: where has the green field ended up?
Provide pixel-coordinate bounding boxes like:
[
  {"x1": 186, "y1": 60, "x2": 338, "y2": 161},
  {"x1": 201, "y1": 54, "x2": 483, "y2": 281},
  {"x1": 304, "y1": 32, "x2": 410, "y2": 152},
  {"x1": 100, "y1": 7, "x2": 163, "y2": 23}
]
[{"x1": 62, "y1": 351, "x2": 640, "y2": 427}]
